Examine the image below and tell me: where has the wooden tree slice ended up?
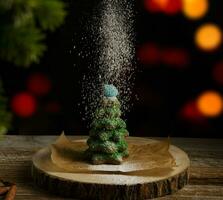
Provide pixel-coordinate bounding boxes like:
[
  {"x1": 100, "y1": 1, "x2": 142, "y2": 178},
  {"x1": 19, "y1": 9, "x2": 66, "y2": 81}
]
[{"x1": 32, "y1": 137, "x2": 190, "y2": 200}]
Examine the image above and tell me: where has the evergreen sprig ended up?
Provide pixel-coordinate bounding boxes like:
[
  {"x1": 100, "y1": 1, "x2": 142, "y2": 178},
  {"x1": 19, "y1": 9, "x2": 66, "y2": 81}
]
[
  {"x1": 0, "y1": 81, "x2": 12, "y2": 137},
  {"x1": 0, "y1": 0, "x2": 66, "y2": 66},
  {"x1": 0, "y1": 0, "x2": 67, "y2": 137}
]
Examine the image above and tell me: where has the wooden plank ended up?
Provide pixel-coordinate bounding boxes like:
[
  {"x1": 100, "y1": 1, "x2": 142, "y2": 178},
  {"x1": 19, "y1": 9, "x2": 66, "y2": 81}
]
[
  {"x1": 31, "y1": 137, "x2": 190, "y2": 200},
  {"x1": 0, "y1": 165, "x2": 221, "y2": 188},
  {"x1": 0, "y1": 144, "x2": 222, "y2": 185},
  {"x1": 1, "y1": 136, "x2": 223, "y2": 151},
  {"x1": 0, "y1": 136, "x2": 222, "y2": 199},
  {"x1": 157, "y1": 185, "x2": 223, "y2": 200},
  {"x1": 8, "y1": 185, "x2": 223, "y2": 200}
]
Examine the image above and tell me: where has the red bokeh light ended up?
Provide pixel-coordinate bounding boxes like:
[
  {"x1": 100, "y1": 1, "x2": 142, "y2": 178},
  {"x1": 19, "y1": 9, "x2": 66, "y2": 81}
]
[
  {"x1": 161, "y1": 48, "x2": 189, "y2": 68},
  {"x1": 162, "y1": 0, "x2": 182, "y2": 15},
  {"x1": 144, "y1": 0, "x2": 163, "y2": 13},
  {"x1": 144, "y1": 0, "x2": 182, "y2": 15},
  {"x1": 11, "y1": 92, "x2": 37, "y2": 117},
  {"x1": 138, "y1": 43, "x2": 189, "y2": 68},
  {"x1": 27, "y1": 73, "x2": 52, "y2": 96},
  {"x1": 137, "y1": 43, "x2": 160, "y2": 65},
  {"x1": 213, "y1": 62, "x2": 223, "y2": 85},
  {"x1": 45, "y1": 102, "x2": 61, "y2": 113},
  {"x1": 180, "y1": 100, "x2": 205, "y2": 122}
]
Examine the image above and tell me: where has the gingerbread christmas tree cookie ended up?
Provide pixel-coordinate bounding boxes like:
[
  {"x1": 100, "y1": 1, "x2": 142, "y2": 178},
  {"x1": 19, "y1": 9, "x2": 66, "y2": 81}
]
[{"x1": 86, "y1": 84, "x2": 129, "y2": 164}]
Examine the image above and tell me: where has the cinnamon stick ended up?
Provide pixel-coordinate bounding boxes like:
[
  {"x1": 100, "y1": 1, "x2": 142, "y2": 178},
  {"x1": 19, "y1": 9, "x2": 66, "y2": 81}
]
[
  {"x1": 0, "y1": 186, "x2": 10, "y2": 195},
  {"x1": 4, "y1": 185, "x2": 17, "y2": 200}
]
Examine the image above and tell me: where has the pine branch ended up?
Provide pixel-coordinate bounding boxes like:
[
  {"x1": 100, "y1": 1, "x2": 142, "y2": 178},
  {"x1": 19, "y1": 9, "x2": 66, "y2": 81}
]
[
  {"x1": 0, "y1": 0, "x2": 67, "y2": 67},
  {"x1": 34, "y1": 0, "x2": 66, "y2": 31},
  {"x1": 0, "y1": 80, "x2": 12, "y2": 137},
  {"x1": 0, "y1": 24, "x2": 46, "y2": 66},
  {"x1": 0, "y1": 0, "x2": 67, "y2": 134}
]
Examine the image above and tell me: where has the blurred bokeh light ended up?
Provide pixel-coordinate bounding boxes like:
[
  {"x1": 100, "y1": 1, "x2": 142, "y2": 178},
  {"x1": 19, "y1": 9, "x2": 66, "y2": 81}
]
[
  {"x1": 1, "y1": 0, "x2": 223, "y2": 138},
  {"x1": 161, "y1": 48, "x2": 189, "y2": 68},
  {"x1": 180, "y1": 100, "x2": 204, "y2": 123},
  {"x1": 195, "y1": 24, "x2": 222, "y2": 51},
  {"x1": 212, "y1": 62, "x2": 223, "y2": 85},
  {"x1": 11, "y1": 92, "x2": 37, "y2": 118},
  {"x1": 137, "y1": 43, "x2": 160, "y2": 65},
  {"x1": 144, "y1": 0, "x2": 182, "y2": 15},
  {"x1": 27, "y1": 73, "x2": 52, "y2": 96},
  {"x1": 182, "y1": 0, "x2": 208, "y2": 20},
  {"x1": 197, "y1": 91, "x2": 223, "y2": 117}
]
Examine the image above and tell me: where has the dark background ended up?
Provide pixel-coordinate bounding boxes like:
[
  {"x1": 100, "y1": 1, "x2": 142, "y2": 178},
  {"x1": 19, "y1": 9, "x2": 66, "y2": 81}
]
[{"x1": 1, "y1": 0, "x2": 223, "y2": 138}]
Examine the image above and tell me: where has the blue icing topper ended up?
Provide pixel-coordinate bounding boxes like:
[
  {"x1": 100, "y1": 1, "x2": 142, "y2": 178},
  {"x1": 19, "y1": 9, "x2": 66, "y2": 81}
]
[{"x1": 104, "y1": 84, "x2": 119, "y2": 97}]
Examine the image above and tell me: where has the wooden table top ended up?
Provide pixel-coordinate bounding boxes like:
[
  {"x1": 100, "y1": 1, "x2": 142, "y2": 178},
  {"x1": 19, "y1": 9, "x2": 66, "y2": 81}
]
[{"x1": 0, "y1": 135, "x2": 222, "y2": 200}]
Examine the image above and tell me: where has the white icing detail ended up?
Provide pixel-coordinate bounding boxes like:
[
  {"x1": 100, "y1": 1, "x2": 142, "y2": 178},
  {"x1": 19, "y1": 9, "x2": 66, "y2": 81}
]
[{"x1": 105, "y1": 97, "x2": 117, "y2": 101}]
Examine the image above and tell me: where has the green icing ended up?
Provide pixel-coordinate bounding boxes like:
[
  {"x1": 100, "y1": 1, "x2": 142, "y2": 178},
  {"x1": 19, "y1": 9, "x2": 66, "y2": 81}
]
[
  {"x1": 112, "y1": 128, "x2": 129, "y2": 142},
  {"x1": 91, "y1": 118, "x2": 126, "y2": 131},
  {"x1": 94, "y1": 107, "x2": 121, "y2": 119},
  {"x1": 87, "y1": 138, "x2": 118, "y2": 154},
  {"x1": 86, "y1": 96, "x2": 129, "y2": 165},
  {"x1": 90, "y1": 128, "x2": 128, "y2": 142}
]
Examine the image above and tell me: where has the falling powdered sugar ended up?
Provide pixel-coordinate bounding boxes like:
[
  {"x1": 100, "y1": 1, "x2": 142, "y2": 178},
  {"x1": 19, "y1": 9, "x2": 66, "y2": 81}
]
[{"x1": 79, "y1": 0, "x2": 135, "y2": 123}]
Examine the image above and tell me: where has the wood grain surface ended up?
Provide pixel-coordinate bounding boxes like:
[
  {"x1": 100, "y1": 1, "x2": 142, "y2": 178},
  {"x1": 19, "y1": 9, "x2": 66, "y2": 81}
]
[
  {"x1": 0, "y1": 136, "x2": 223, "y2": 200},
  {"x1": 31, "y1": 137, "x2": 190, "y2": 200}
]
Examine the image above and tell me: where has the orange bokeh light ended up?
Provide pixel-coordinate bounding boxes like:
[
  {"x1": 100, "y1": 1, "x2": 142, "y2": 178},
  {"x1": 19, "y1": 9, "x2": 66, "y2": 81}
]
[
  {"x1": 195, "y1": 24, "x2": 222, "y2": 51},
  {"x1": 183, "y1": 0, "x2": 208, "y2": 20},
  {"x1": 197, "y1": 91, "x2": 223, "y2": 117}
]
